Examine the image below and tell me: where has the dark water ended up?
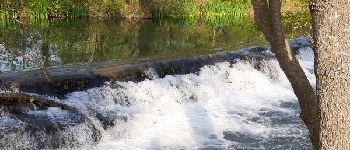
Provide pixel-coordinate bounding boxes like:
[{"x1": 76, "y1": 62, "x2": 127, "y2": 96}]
[{"x1": 0, "y1": 18, "x2": 309, "y2": 72}]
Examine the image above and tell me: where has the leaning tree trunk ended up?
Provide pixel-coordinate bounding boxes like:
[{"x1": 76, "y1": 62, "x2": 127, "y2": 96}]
[
  {"x1": 310, "y1": 0, "x2": 350, "y2": 149},
  {"x1": 251, "y1": 0, "x2": 320, "y2": 148}
]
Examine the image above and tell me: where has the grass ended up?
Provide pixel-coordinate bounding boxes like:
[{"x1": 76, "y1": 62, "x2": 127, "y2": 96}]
[
  {"x1": 89, "y1": 0, "x2": 124, "y2": 17},
  {"x1": 203, "y1": 0, "x2": 249, "y2": 27},
  {"x1": 0, "y1": 0, "x2": 249, "y2": 20},
  {"x1": 282, "y1": 11, "x2": 311, "y2": 37},
  {"x1": 0, "y1": 0, "x2": 20, "y2": 20},
  {"x1": 0, "y1": 0, "x2": 309, "y2": 28},
  {"x1": 149, "y1": 0, "x2": 200, "y2": 20}
]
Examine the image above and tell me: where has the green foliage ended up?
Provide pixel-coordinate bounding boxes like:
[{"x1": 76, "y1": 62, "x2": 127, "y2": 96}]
[
  {"x1": 0, "y1": 1, "x2": 20, "y2": 21},
  {"x1": 49, "y1": 0, "x2": 88, "y2": 18},
  {"x1": 28, "y1": 0, "x2": 50, "y2": 20},
  {"x1": 0, "y1": 0, "x2": 307, "y2": 24},
  {"x1": 168, "y1": 0, "x2": 200, "y2": 19},
  {"x1": 88, "y1": 0, "x2": 125, "y2": 17},
  {"x1": 203, "y1": 0, "x2": 249, "y2": 28},
  {"x1": 148, "y1": 0, "x2": 200, "y2": 20},
  {"x1": 27, "y1": 0, "x2": 88, "y2": 19},
  {"x1": 282, "y1": 12, "x2": 311, "y2": 37},
  {"x1": 282, "y1": 0, "x2": 309, "y2": 7},
  {"x1": 0, "y1": 9, "x2": 18, "y2": 20},
  {"x1": 146, "y1": 0, "x2": 250, "y2": 26},
  {"x1": 282, "y1": 12, "x2": 311, "y2": 29}
]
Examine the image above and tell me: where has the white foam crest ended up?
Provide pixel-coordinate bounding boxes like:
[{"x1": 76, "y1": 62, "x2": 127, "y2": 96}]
[
  {"x1": 57, "y1": 47, "x2": 315, "y2": 149},
  {"x1": 145, "y1": 67, "x2": 160, "y2": 80},
  {"x1": 296, "y1": 47, "x2": 315, "y2": 87}
]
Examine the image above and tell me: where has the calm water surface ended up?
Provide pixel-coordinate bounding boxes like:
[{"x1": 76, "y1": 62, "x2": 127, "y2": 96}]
[{"x1": 0, "y1": 18, "x2": 309, "y2": 72}]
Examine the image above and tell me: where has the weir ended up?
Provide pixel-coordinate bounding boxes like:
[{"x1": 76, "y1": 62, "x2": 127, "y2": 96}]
[
  {"x1": 0, "y1": 37, "x2": 313, "y2": 149},
  {"x1": 0, "y1": 38, "x2": 310, "y2": 98}
]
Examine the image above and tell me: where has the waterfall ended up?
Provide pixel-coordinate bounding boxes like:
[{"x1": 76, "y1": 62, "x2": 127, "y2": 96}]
[{"x1": 0, "y1": 38, "x2": 314, "y2": 149}]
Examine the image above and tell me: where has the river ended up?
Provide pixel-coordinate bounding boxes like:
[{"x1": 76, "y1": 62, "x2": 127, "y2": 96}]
[{"x1": 0, "y1": 18, "x2": 312, "y2": 149}]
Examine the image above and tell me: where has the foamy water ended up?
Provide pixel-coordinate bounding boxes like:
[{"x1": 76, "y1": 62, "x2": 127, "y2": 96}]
[
  {"x1": 0, "y1": 40, "x2": 315, "y2": 149},
  {"x1": 62, "y1": 47, "x2": 314, "y2": 149}
]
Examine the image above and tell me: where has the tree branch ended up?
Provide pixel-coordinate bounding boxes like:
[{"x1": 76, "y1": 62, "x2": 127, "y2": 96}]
[{"x1": 251, "y1": 0, "x2": 320, "y2": 148}]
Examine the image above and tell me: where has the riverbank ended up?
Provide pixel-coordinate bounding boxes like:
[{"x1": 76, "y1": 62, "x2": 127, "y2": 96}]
[{"x1": 0, "y1": 0, "x2": 308, "y2": 21}]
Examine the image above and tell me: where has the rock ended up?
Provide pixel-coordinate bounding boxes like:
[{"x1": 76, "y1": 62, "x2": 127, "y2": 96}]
[
  {"x1": 0, "y1": 93, "x2": 102, "y2": 149},
  {"x1": 0, "y1": 112, "x2": 102, "y2": 149}
]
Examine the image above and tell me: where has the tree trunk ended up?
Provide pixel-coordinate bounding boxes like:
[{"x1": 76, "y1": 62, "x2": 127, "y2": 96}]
[
  {"x1": 310, "y1": 0, "x2": 350, "y2": 149},
  {"x1": 251, "y1": 0, "x2": 320, "y2": 148}
]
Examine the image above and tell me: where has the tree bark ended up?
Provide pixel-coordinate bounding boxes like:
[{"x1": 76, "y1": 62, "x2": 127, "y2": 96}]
[
  {"x1": 310, "y1": 0, "x2": 350, "y2": 149},
  {"x1": 251, "y1": 0, "x2": 320, "y2": 148}
]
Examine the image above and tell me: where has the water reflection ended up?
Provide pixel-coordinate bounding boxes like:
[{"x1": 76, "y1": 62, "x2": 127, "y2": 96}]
[{"x1": 0, "y1": 18, "x2": 307, "y2": 72}]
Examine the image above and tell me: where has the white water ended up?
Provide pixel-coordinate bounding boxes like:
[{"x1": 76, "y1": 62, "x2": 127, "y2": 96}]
[
  {"x1": 60, "y1": 47, "x2": 314, "y2": 149},
  {"x1": 0, "y1": 39, "x2": 315, "y2": 149}
]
